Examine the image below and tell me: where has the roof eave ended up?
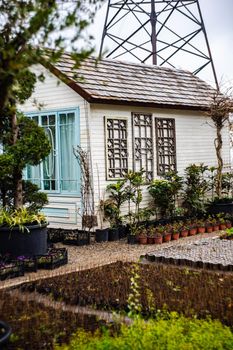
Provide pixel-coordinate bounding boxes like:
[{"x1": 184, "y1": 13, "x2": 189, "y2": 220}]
[{"x1": 87, "y1": 97, "x2": 210, "y2": 112}]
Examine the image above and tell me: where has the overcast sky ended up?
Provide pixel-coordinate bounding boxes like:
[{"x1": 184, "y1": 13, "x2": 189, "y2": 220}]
[{"x1": 88, "y1": 0, "x2": 233, "y2": 88}]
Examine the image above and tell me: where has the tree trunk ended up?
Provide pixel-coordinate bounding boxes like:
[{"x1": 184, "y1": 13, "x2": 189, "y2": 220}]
[
  {"x1": 215, "y1": 126, "x2": 223, "y2": 197},
  {"x1": 12, "y1": 113, "x2": 23, "y2": 208}
]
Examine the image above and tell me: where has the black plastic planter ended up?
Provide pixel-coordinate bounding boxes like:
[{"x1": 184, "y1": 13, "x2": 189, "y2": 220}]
[
  {"x1": 118, "y1": 225, "x2": 127, "y2": 239},
  {"x1": 127, "y1": 234, "x2": 137, "y2": 245},
  {"x1": 208, "y1": 202, "x2": 233, "y2": 215},
  {"x1": 63, "y1": 230, "x2": 90, "y2": 246},
  {"x1": 37, "y1": 248, "x2": 68, "y2": 270},
  {"x1": 0, "y1": 223, "x2": 48, "y2": 257},
  {"x1": 108, "y1": 228, "x2": 119, "y2": 241},
  {"x1": 0, "y1": 321, "x2": 11, "y2": 346},
  {"x1": 95, "y1": 228, "x2": 109, "y2": 242}
]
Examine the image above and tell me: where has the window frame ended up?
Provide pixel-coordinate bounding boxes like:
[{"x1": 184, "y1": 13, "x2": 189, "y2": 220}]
[
  {"x1": 104, "y1": 116, "x2": 129, "y2": 181},
  {"x1": 155, "y1": 117, "x2": 177, "y2": 176},
  {"x1": 132, "y1": 112, "x2": 154, "y2": 181},
  {"x1": 24, "y1": 107, "x2": 80, "y2": 196}
]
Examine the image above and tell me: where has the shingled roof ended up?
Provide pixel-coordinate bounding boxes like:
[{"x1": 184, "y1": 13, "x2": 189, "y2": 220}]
[{"x1": 46, "y1": 52, "x2": 216, "y2": 110}]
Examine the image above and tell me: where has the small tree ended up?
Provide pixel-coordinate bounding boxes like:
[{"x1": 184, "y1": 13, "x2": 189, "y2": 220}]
[
  {"x1": 0, "y1": 0, "x2": 99, "y2": 211},
  {"x1": 206, "y1": 88, "x2": 233, "y2": 197}
]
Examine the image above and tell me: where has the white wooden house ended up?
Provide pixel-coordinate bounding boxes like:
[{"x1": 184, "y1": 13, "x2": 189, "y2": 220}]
[{"x1": 21, "y1": 53, "x2": 231, "y2": 228}]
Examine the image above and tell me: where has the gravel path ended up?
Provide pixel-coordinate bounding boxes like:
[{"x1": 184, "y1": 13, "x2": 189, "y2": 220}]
[
  {"x1": 0, "y1": 231, "x2": 224, "y2": 290},
  {"x1": 147, "y1": 237, "x2": 233, "y2": 266}
]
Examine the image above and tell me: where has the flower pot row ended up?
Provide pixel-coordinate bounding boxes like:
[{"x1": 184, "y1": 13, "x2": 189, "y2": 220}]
[{"x1": 129, "y1": 218, "x2": 232, "y2": 245}]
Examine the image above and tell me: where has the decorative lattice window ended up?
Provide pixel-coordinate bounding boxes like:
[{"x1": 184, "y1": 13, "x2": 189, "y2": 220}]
[
  {"x1": 155, "y1": 118, "x2": 176, "y2": 175},
  {"x1": 132, "y1": 113, "x2": 153, "y2": 181},
  {"x1": 105, "y1": 118, "x2": 128, "y2": 179}
]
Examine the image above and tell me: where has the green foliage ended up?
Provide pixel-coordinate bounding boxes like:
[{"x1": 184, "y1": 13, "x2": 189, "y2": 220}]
[
  {"x1": 182, "y1": 164, "x2": 209, "y2": 217},
  {"x1": 105, "y1": 180, "x2": 128, "y2": 226},
  {"x1": 225, "y1": 228, "x2": 233, "y2": 238},
  {"x1": 0, "y1": 115, "x2": 50, "y2": 209},
  {"x1": 127, "y1": 264, "x2": 142, "y2": 317},
  {"x1": 0, "y1": 207, "x2": 46, "y2": 231},
  {"x1": 123, "y1": 170, "x2": 151, "y2": 235},
  {"x1": 148, "y1": 171, "x2": 182, "y2": 218},
  {"x1": 56, "y1": 314, "x2": 233, "y2": 350},
  {"x1": 5, "y1": 114, "x2": 51, "y2": 169},
  {"x1": 0, "y1": 0, "x2": 100, "y2": 211}
]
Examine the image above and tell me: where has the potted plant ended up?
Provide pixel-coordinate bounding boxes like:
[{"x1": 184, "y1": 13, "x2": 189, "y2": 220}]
[
  {"x1": 159, "y1": 224, "x2": 171, "y2": 243},
  {"x1": 154, "y1": 231, "x2": 163, "y2": 244},
  {"x1": 205, "y1": 217, "x2": 213, "y2": 233},
  {"x1": 182, "y1": 164, "x2": 209, "y2": 217},
  {"x1": 138, "y1": 228, "x2": 148, "y2": 245},
  {"x1": 210, "y1": 217, "x2": 220, "y2": 231},
  {"x1": 106, "y1": 179, "x2": 128, "y2": 238},
  {"x1": 73, "y1": 146, "x2": 97, "y2": 245},
  {"x1": 0, "y1": 115, "x2": 51, "y2": 257},
  {"x1": 148, "y1": 172, "x2": 182, "y2": 219},
  {"x1": 124, "y1": 170, "x2": 151, "y2": 243},
  {"x1": 217, "y1": 213, "x2": 227, "y2": 230},
  {"x1": 95, "y1": 199, "x2": 109, "y2": 242},
  {"x1": 147, "y1": 226, "x2": 156, "y2": 244},
  {"x1": 0, "y1": 320, "x2": 11, "y2": 346},
  {"x1": 196, "y1": 219, "x2": 206, "y2": 234},
  {"x1": 220, "y1": 227, "x2": 233, "y2": 240},
  {"x1": 171, "y1": 222, "x2": 180, "y2": 240},
  {"x1": 103, "y1": 199, "x2": 120, "y2": 241},
  {"x1": 180, "y1": 222, "x2": 189, "y2": 238},
  {"x1": 187, "y1": 220, "x2": 198, "y2": 236}
]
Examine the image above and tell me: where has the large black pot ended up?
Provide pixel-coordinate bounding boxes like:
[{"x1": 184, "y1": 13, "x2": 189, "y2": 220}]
[
  {"x1": 108, "y1": 228, "x2": 119, "y2": 241},
  {"x1": 0, "y1": 223, "x2": 48, "y2": 257},
  {"x1": 0, "y1": 321, "x2": 12, "y2": 346},
  {"x1": 95, "y1": 228, "x2": 109, "y2": 242},
  {"x1": 208, "y1": 202, "x2": 233, "y2": 215}
]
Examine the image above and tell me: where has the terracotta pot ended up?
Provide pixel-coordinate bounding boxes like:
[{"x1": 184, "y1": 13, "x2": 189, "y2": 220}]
[
  {"x1": 172, "y1": 232, "x2": 180, "y2": 240},
  {"x1": 147, "y1": 236, "x2": 154, "y2": 244},
  {"x1": 154, "y1": 236, "x2": 163, "y2": 244},
  {"x1": 138, "y1": 236, "x2": 148, "y2": 245},
  {"x1": 197, "y1": 227, "x2": 206, "y2": 234},
  {"x1": 213, "y1": 225, "x2": 220, "y2": 231},
  {"x1": 226, "y1": 222, "x2": 232, "y2": 229},
  {"x1": 219, "y1": 224, "x2": 227, "y2": 230},
  {"x1": 163, "y1": 233, "x2": 172, "y2": 242},
  {"x1": 180, "y1": 230, "x2": 189, "y2": 238},
  {"x1": 189, "y1": 228, "x2": 197, "y2": 236},
  {"x1": 206, "y1": 226, "x2": 213, "y2": 233}
]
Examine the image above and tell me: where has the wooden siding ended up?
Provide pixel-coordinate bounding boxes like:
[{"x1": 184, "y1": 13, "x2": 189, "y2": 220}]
[
  {"x1": 21, "y1": 65, "x2": 88, "y2": 228},
  {"x1": 20, "y1": 66, "x2": 231, "y2": 229},
  {"x1": 90, "y1": 104, "x2": 231, "y2": 221}
]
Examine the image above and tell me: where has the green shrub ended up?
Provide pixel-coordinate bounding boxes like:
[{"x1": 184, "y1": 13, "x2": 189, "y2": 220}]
[{"x1": 56, "y1": 314, "x2": 233, "y2": 350}]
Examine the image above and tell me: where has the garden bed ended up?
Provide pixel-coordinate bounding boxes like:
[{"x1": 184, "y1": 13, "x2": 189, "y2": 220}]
[
  {"x1": 20, "y1": 260, "x2": 233, "y2": 326},
  {"x1": 0, "y1": 289, "x2": 107, "y2": 350}
]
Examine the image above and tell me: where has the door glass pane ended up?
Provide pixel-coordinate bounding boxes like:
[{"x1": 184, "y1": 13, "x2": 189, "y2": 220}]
[{"x1": 59, "y1": 112, "x2": 78, "y2": 192}]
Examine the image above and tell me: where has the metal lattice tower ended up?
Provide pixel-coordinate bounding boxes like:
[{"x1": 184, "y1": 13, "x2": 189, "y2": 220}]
[{"x1": 99, "y1": 0, "x2": 218, "y2": 87}]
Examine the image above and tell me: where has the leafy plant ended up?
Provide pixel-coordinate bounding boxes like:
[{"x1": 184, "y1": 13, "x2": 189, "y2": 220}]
[
  {"x1": 0, "y1": 207, "x2": 46, "y2": 232},
  {"x1": 182, "y1": 163, "x2": 209, "y2": 217},
  {"x1": 124, "y1": 170, "x2": 151, "y2": 235},
  {"x1": 106, "y1": 179, "x2": 128, "y2": 226},
  {"x1": 56, "y1": 314, "x2": 233, "y2": 350},
  {"x1": 148, "y1": 171, "x2": 182, "y2": 218}
]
